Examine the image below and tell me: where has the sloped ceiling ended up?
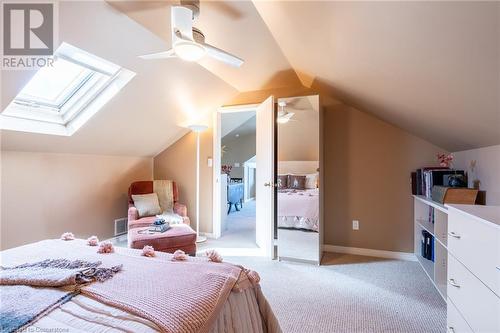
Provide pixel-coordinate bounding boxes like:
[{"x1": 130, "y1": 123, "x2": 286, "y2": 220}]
[
  {"x1": 2, "y1": 1, "x2": 499, "y2": 155},
  {"x1": 1, "y1": 1, "x2": 238, "y2": 156},
  {"x1": 253, "y1": 1, "x2": 500, "y2": 151},
  {"x1": 221, "y1": 111, "x2": 255, "y2": 138}
]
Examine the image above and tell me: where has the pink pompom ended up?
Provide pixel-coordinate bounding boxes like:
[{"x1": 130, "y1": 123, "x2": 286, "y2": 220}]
[
  {"x1": 205, "y1": 249, "x2": 223, "y2": 263},
  {"x1": 142, "y1": 245, "x2": 156, "y2": 257},
  {"x1": 172, "y1": 249, "x2": 188, "y2": 261},
  {"x1": 87, "y1": 235, "x2": 99, "y2": 246},
  {"x1": 97, "y1": 241, "x2": 114, "y2": 254},
  {"x1": 246, "y1": 269, "x2": 261, "y2": 284},
  {"x1": 60, "y1": 232, "x2": 75, "y2": 241}
]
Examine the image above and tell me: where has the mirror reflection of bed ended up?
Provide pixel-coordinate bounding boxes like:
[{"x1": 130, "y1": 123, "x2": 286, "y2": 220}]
[{"x1": 277, "y1": 95, "x2": 321, "y2": 264}]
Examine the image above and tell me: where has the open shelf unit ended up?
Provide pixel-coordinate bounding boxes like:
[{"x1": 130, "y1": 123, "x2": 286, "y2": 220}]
[{"x1": 413, "y1": 195, "x2": 448, "y2": 302}]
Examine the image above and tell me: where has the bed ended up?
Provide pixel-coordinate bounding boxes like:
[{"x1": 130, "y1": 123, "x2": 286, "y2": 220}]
[{"x1": 0, "y1": 239, "x2": 281, "y2": 333}]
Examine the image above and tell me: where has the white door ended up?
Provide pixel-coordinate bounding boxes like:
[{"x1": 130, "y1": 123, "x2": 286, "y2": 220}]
[{"x1": 255, "y1": 96, "x2": 275, "y2": 258}]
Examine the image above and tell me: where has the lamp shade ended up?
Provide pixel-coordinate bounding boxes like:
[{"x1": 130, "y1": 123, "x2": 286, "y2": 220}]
[{"x1": 188, "y1": 124, "x2": 208, "y2": 133}]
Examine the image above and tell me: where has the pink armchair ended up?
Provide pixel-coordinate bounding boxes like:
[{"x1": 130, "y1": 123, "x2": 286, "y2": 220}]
[{"x1": 127, "y1": 181, "x2": 190, "y2": 229}]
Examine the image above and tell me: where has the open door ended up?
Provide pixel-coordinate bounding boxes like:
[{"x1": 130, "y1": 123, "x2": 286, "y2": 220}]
[{"x1": 255, "y1": 96, "x2": 275, "y2": 258}]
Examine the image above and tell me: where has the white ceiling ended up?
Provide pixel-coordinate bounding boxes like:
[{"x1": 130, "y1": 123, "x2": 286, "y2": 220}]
[{"x1": 2, "y1": 1, "x2": 499, "y2": 155}]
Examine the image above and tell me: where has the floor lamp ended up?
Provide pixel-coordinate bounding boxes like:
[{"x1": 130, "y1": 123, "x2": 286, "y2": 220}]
[{"x1": 188, "y1": 124, "x2": 208, "y2": 243}]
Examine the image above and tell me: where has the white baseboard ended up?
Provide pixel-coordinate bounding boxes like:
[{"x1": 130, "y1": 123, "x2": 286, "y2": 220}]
[
  {"x1": 323, "y1": 244, "x2": 417, "y2": 262},
  {"x1": 200, "y1": 232, "x2": 216, "y2": 239}
]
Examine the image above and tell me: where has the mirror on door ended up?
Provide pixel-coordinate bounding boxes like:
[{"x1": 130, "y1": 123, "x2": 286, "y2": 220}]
[{"x1": 276, "y1": 95, "x2": 321, "y2": 264}]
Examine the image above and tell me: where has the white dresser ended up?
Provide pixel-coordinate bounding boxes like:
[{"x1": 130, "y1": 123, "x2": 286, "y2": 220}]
[{"x1": 446, "y1": 204, "x2": 500, "y2": 333}]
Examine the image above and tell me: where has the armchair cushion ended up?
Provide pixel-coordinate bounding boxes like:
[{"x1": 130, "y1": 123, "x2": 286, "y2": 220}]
[{"x1": 131, "y1": 193, "x2": 162, "y2": 218}]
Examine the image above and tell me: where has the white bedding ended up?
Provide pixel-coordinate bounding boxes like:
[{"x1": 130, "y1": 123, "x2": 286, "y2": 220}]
[
  {"x1": 28, "y1": 287, "x2": 275, "y2": 333},
  {"x1": 277, "y1": 189, "x2": 319, "y2": 232}
]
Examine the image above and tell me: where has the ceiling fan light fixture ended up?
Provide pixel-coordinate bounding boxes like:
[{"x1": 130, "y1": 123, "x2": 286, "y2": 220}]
[
  {"x1": 174, "y1": 41, "x2": 206, "y2": 62},
  {"x1": 277, "y1": 112, "x2": 295, "y2": 124}
]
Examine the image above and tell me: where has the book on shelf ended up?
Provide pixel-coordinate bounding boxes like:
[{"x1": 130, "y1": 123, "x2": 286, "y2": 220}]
[
  {"x1": 420, "y1": 230, "x2": 434, "y2": 262},
  {"x1": 413, "y1": 167, "x2": 465, "y2": 197}
]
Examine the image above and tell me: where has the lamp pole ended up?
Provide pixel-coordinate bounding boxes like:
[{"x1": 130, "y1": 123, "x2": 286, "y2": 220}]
[{"x1": 188, "y1": 125, "x2": 208, "y2": 243}]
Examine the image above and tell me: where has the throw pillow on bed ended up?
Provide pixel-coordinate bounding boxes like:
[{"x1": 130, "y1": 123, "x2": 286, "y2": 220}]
[
  {"x1": 289, "y1": 175, "x2": 306, "y2": 190},
  {"x1": 305, "y1": 173, "x2": 318, "y2": 189},
  {"x1": 277, "y1": 174, "x2": 289, "y2": 189},
  {"x1": 132, "y1": 193, "x2": 162, "y2": 218}
]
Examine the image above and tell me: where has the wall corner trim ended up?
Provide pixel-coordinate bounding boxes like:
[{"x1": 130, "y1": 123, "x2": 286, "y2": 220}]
[{"x1": 323, "y1": 244, "x2": 417, "y2": 262}]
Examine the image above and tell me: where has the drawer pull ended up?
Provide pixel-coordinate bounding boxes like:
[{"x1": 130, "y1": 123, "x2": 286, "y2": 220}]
[
  {"x1": 448, "y1": 231, "x2": 461, "y2": 239},
  {"x1": 448, "y1": 278, "x2": 461, "y2": 288},
  {"x1": 447, "y1": 327, "x2": 455, "y2": 333}
]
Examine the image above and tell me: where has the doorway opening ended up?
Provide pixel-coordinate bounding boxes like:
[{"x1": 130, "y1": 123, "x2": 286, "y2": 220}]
[
  {"x1": 201, "y1": 97, "x2": 275, "y2": 258},
  {"x1": 199, "y1": 106, "x2": 259, "y2": 256}
]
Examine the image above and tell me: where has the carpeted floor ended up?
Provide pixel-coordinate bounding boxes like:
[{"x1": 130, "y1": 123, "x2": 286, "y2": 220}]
[
  {"x1": 226, "y1": 252, "x2": 446, "y2": 333},
  {"x1": 198, "y1": 200, "x2": 257, "y2": 253}
]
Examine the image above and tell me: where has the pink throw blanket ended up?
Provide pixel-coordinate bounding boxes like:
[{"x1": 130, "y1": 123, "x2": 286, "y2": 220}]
[{"x1": 1, "y1": 240, "x2": 251, "y2": 333}]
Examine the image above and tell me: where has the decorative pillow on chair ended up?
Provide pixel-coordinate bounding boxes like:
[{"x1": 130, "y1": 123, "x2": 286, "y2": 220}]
[
  {"x1": 277, "y1": 174, "x2": 289, "y2": 189},
  {"x1": 289, "y1": 175, "x2": 306, "y2": 190},
  {"x1": 131, "y1": 193, "x2": 162, "y2": 218}
]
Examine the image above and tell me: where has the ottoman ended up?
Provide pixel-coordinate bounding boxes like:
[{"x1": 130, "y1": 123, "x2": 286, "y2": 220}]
[{"x1": 128, "y1": 224, "x2": 197, "y2": 255}]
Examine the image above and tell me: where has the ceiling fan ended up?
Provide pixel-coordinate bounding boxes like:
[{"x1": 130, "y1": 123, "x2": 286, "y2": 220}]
[
  {"x1": 277, "y1": 101, "x2": 295, "y2": 124},
  {"x1": 138, "y1": 2, "x2": 244, "y2": 67}
]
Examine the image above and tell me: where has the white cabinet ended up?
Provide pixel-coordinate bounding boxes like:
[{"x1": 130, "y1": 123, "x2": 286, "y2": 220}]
[{"x1": 446, "y1": 205, "x2": 500, "y2": 333}]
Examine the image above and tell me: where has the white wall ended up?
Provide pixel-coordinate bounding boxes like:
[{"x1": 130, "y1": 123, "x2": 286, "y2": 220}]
[{"x1": 453, "y1": 144, "x2": 500, "y2": 205}]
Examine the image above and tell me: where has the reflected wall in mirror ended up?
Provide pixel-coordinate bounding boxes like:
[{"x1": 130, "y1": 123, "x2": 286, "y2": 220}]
[{"x1": 276, "y1": 95, "x2": 320, "y2": 264}]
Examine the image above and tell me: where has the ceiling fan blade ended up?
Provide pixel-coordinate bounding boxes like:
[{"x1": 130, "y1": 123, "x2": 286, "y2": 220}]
[
  {"x1": 139, "y1": 49, "x2": 176, "y2": 60},
  {"x1": 172, "y1": 6, "x2": 194, "y2": 43},
  {"x1": 202, "y1": 42, "x2": 244, "y2": 67}
]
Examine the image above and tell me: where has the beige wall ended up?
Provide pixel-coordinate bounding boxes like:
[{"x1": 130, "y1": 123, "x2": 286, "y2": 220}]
[
  {"x1": 323, "y1": 103, "x2": 444, "y2": 252},
  {"x1": 154, "y1": 86, "x2": 446, "y2": 252},
  {"x1": 154, "y1": 129, "x2": 213, "y2": 234},
  {"x1": 453, "y1": 144, "x2": 500, "y2": 205},
  {"x1": 222, "y1": 132, "x2": 256, "y2": 179},
  {"x1": 0, "y1": 151, "x2": 152, "y2": 250}
]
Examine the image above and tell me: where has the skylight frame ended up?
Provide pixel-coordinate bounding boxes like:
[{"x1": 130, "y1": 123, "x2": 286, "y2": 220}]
[{"x1": 1, "y1": 43, "x2": 135, "y2": 136}]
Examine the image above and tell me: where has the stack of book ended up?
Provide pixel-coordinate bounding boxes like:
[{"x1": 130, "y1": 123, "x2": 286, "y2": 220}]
[
  {"x1": 412, "y1": 167, "x2": 466, "y2": 198},
  {"x1": 421, "y1": 230, "x2": 434, "y2": 262}
]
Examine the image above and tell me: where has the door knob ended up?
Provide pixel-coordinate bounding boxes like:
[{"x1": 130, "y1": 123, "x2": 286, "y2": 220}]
[{"x1": 264, "y1": 182, "x2": 276, "y2": 187}]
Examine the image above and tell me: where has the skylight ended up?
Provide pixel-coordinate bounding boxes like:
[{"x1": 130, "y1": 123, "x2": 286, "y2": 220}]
[{"x1": 1, "y1": 43, "x2": 135, "y2": 136}]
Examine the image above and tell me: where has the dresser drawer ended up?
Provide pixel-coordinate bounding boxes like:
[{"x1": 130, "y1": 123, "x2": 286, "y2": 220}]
[
  {"x1": 447, "y1": 209, "x2": 500, "y2": 295},
  {"x1": 448, "y1": 254, "x2": 500, "y2": 333},
  {"x1": 447, "y1": 298, "x2": 473, "y2": 333}
]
